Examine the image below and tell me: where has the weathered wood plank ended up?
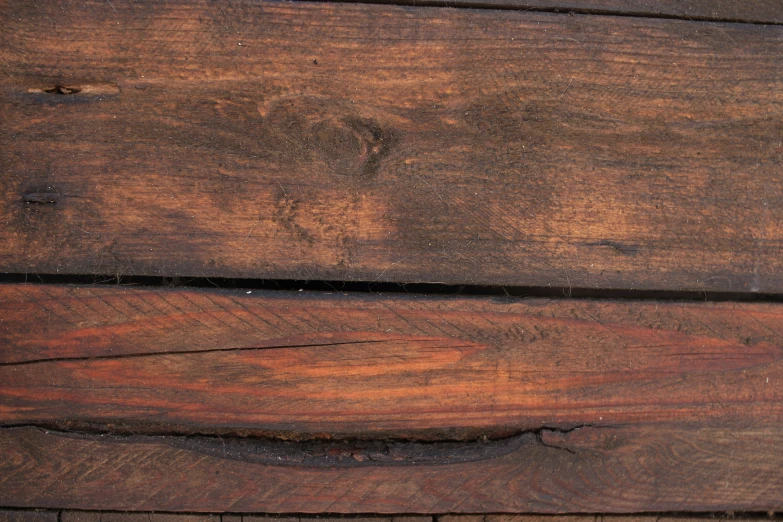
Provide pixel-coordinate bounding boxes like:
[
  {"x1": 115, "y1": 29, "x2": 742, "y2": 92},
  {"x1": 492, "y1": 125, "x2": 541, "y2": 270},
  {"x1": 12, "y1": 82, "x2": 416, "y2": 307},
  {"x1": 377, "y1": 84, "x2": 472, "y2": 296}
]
[
  {"x1": 4, "y1": 515, "x2": 776, "y2": 522},
  {"x1": 1, "y1": 424, "x2": 781, "y2": 512},
  {"x1": 0, "y1": 512, "x2": 57, "y2": 522},
  {"x1": 1, "y1": 284, "x2": 781, "y2": 438},
  {"x1": 1, "y1": 1, "x2": 782, "y2": 291},
  {"x1": 60, "y1": 513, "x2": 220, "y2": 522},
  {"x1": 338, "y1": 0, "x2": 783, "y2": 24},
  {"x1": 60, "y1": 515, "x2": 425, "y2": 522}
]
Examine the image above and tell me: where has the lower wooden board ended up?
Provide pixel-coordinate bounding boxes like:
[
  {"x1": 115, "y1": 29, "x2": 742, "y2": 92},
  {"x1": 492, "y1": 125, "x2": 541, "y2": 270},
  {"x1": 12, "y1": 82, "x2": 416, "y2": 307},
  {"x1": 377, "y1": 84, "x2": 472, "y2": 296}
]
[
  {"x1": 1, "y1": 425, "x2": 782, "y2": 512},
  {"x1": 0, "y1": 284, "x2": 782, "y2": 511}
]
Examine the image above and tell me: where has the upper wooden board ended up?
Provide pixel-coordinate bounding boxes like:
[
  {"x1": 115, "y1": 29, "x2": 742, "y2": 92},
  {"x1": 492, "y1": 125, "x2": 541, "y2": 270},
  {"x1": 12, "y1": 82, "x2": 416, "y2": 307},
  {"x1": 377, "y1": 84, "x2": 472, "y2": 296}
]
[{"x1": 1, "y1": 1, "x2": 782, "y2": 291}]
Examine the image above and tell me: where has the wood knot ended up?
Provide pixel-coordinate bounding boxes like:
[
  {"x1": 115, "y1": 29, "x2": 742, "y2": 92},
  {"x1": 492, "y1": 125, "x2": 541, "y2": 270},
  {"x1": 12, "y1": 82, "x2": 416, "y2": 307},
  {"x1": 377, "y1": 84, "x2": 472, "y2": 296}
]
[
  {"x1": 312, "y1": 117, "x2": 397, "y2": 179},
  {"x1": 259, "y1": 96, "x2": 399, "y2": 180}
]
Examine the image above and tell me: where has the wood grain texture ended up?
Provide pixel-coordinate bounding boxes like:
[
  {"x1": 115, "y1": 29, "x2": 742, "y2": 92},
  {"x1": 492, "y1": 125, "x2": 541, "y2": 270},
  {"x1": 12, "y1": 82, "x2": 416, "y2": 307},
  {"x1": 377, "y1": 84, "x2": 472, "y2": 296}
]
[
  {"x1": 441, "y1": 518, "x2": 778, "y2": 522},
  {"x1": 61, "y1": 514, "x2": 220, "y2": 522},
  {"x1": 1, "y1": 284, "x2": 782, "y2": 438},
  {"x1": 2, "y1": 424, "x2": 782, "y2": 512},
  {"x1": 2, "y1": 1, "x2": 782, "y2": 292},
  {"x1": 3, "y1": 516, "x2": 776, "y2": 522},
  {"x1": 3, "y1": 285, "x2": 781, "y2": 510},
  {"x1": 337, "y1": 0, "x2": 783, "y2": 24},
  {"x1": 56, "y1": 513, "x2": 428, "y2": 522},
  {"x1": 61, "y1": 514, "x2": 428, "y2": 522},
  {"x1": 0, "y1": 512, "x2": 57, "y2": 522}
]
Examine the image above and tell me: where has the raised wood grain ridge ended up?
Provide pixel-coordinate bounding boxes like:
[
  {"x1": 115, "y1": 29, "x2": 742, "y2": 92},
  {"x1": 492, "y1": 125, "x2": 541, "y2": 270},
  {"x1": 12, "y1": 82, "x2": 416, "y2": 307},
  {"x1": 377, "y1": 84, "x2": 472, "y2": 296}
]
[
  {"x1": 1, "y1": 1, "x2": 782, "y2": 292},
  {"x1": 1, "y1": 284, "x2": 782, "y2": 511}
]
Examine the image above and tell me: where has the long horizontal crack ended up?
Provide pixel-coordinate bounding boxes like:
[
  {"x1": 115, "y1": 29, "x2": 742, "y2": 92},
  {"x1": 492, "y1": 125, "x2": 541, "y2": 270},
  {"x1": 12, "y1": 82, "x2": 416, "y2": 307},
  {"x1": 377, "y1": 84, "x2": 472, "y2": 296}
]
[
  {"x1": 0, "y1": 424, "x2": 594, "y2": 467},
  {"x1": 0, "y1": 339, "x2": 420, "y2": 367}
]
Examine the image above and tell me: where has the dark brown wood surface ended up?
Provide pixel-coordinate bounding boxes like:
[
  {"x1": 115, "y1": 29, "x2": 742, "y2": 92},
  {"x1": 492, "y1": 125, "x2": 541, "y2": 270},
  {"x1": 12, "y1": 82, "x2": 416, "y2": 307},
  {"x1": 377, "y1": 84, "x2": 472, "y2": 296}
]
[
  {"x1": 5, "y1": 514, "x2": 773, "y2": 522},
  {"x1": 59, "y1": 513, "x2": 414, "y2": 522},
  {"x1": 329, "y1": 0, "x2": 783, "y2": 24},
  {"x1": 2, "y1": 424, "x2": 782, "y2": 512},
  {"x1": 2, "y1": 1, "x2": 782, "y2": 292},
  {"x1": 1, "y1": 284, "x2": 782, "y2": 511},
  {"x1": 0, "y1": 512, "x2": 57, "y2": 522},
  {"x1": 7, "y1": 513, "x2": 761, "y2": 522}
]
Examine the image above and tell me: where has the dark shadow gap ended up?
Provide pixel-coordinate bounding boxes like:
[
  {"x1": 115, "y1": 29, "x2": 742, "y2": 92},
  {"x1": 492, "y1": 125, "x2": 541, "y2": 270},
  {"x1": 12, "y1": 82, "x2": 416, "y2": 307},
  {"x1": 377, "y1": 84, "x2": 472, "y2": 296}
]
[
  {"x1": 0, "y1": 424, "x2": 573, "y2": 464},
  {"x1": 1, "y1": 273, "x2": 782, "y2": 302}
]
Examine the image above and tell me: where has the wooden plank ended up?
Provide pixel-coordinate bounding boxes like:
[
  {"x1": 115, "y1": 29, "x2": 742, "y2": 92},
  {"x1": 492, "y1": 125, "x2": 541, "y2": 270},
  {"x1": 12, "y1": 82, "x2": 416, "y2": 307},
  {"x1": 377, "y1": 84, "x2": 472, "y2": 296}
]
[
  {"x1": 1, "y1": 424, "x2": 782, "y2": 512},
  {"x1": 436, "y1": 512, "x2": 780, "y2": 522},
  {"x1": 0, "y1": 512, "x2": 57, "y2": 522},
  {"x1": 1, "y1": 284, "x2": 782, "y2": 511},
  {"x1": 1, "y1": 284, "x2": 782, "y2": 438},
  {"x1": 6, "y1": 516, "x2": 777, "y2": 522},
  {"x1": 1, "y1": 1, "x2": 782, "y2": 292},
  {"x1": 342, "y1": 0, "x2": 783, "y2": 24},
  {"x1": 60, "y1": 514, "x2": 220, "y2": 522},
  {"x1": 439, "y1": 518, "x2": 592, "y2": 522}
]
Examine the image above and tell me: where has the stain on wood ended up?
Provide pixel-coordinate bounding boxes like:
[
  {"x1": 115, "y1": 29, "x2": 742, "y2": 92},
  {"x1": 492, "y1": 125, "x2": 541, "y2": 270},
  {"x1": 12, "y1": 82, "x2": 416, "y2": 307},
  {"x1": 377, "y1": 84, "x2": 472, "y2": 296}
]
[{"x1": 1, "y1": 1, "x2": 782, "y2": 291}]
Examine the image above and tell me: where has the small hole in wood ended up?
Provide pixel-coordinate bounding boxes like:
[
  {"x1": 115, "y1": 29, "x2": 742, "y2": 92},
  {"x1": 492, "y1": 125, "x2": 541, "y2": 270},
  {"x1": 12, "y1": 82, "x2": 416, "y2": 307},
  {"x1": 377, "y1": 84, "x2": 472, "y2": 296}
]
[{"x1": 42, "y1": 85, "x2": 82, "y2": 95}]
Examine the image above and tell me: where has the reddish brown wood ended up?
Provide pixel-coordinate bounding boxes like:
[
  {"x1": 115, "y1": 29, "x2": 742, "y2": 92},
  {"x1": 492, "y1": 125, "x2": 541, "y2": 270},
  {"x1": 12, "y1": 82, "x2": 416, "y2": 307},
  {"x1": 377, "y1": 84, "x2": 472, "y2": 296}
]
[
  {"x1": 1, "y1": 285, "x2": 781, "y2": 510},
  {"x1": 1, "y1": 1, "x2": 782, "y2": 291},
  {"x1": 1, "y1": 424, "x2": 781, "y2": 512},
  {"x1": 1, "y1": 284, "x2": 781, "y2": 438}
]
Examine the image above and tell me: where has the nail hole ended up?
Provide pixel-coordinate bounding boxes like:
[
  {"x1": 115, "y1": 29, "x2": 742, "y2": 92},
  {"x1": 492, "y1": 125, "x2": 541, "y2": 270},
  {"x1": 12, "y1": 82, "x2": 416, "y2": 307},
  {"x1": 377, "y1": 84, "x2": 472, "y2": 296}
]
[
  {"x1": 43, "y1": 85, "x2": 82, "y2": 95},
  {"x1": 26, "y1": 83, "x2": 119, "y2": 96},
  {"x1": 23, "y1": 192, "x2": 60, "y2": 205}
]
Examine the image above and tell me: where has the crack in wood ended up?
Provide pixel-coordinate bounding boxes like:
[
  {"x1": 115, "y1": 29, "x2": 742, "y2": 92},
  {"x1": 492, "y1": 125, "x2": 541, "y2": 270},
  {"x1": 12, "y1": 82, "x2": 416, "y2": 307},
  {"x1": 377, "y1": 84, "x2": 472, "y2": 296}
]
[
  {"x1": 0, "y1": 425, "x2": 593, "y2": 467},
  {"x1": 0, "y1": 338, "x2": 414, "y2": 367},
  {"x1": 22, "y1": 192, "x2": 60, "y2": 205}
]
